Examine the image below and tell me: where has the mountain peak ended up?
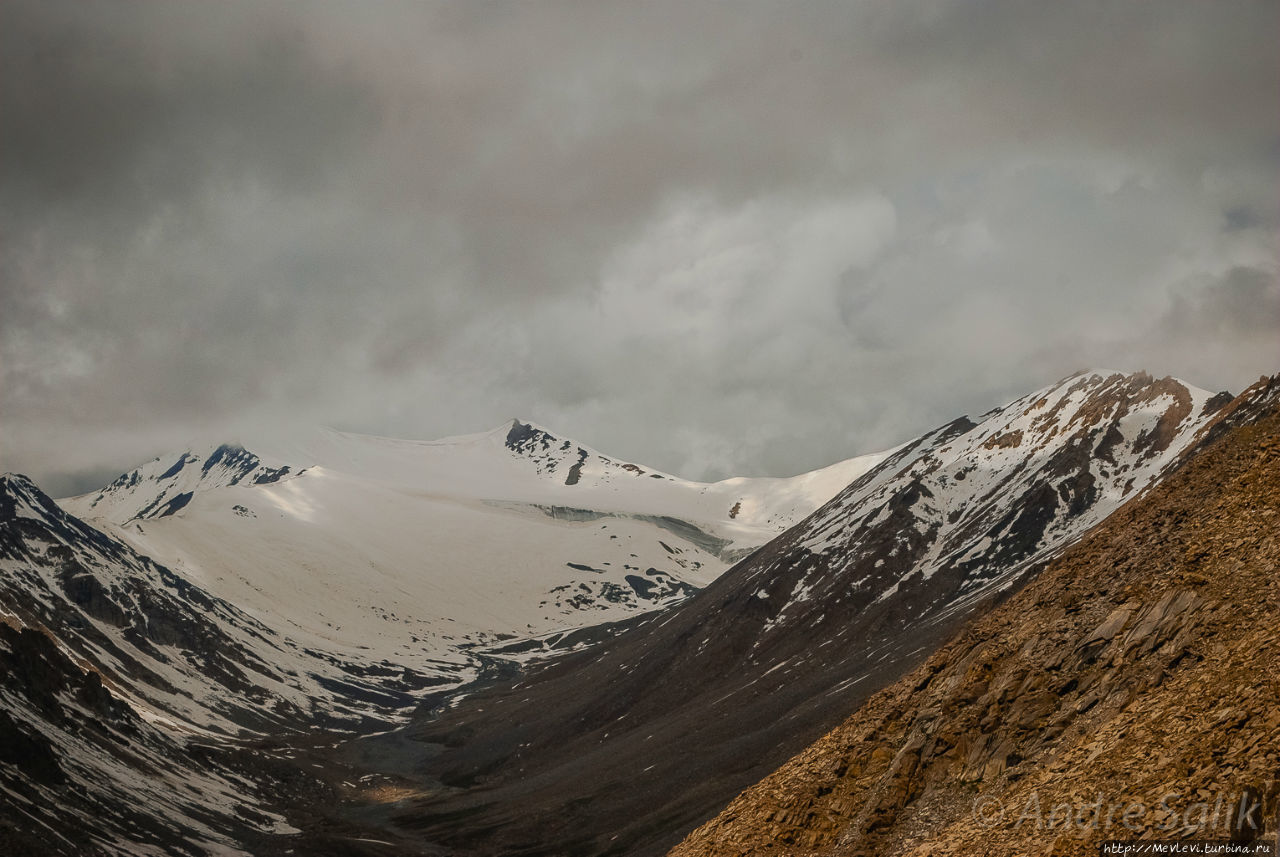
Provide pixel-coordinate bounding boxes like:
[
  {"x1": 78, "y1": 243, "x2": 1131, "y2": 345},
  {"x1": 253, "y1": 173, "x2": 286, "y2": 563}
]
[
  {"x1": 504, "y1": 418, "x2": 564, "y2": 455},
  {"x1": 0, "y1": 472, "x2": 71, "y2": 528},
  {"x1": 62, "y1": 441, "x2": 295, "y2": 524},
  {"x1": 1054, "y1": 367, "x2": 1215, "y2": 399},
  {"x1": 0, "y1": 472, "x2": 37, "y2": 491}
]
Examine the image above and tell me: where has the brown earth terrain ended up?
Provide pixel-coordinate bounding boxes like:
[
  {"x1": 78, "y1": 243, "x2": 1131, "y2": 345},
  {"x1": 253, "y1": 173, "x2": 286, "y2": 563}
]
[{"x1": 672, "y1": 376, "x2": 1280, "y2": 856}]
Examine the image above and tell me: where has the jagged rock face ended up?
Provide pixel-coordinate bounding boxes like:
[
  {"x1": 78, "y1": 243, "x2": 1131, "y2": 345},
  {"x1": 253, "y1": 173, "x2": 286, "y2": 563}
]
[
  {"x1": 672, "y1": 376, "x2": 1280, "y2": 857},
  {"x1": 69, "y1": 443, "x2": 295, "y2": 524},
  {"x1": 0, "y1": 617, "x2": 305, "y2": 856},
  {"x1": 505, "y1": 419, "x2": 672, "y2": 486},
  {"x1": 1, "y1": 474, "x2": 282, "y2": 721},
  {"x1": 386, "y1": 372, "x2": 1224, "y2": 857}
]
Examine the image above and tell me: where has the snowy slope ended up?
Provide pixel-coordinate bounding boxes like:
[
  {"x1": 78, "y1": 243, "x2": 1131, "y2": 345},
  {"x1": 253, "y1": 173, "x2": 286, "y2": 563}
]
[
  {"x1": 754, "y1": 370, "x2": 1224, "y2": 633},
  {"x1": 56, "y1": 420, "x2": 885, "y2": 707},
  {"x1": 0, "y1": 476, "x2": 397, "y2": 854},
  {"x1": 68, "y1": 420, "x2": 882, "y2": 550},
  {"x1": 0, "y1": 617, "x2": 301, "y2": 857},
  {"x1": 0, "y1": 474, "x2": 468, "y2": 736}
]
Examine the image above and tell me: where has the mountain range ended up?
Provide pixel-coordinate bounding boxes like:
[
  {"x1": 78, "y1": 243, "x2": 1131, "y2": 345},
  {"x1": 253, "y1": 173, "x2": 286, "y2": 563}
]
[{"x1": 1, "y1": 369, "x2": 1275, "y2": 856}]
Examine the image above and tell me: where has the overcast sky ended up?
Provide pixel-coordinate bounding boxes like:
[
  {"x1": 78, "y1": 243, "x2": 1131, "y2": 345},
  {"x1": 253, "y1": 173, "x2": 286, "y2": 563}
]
[{"x1": 3, "y1": 1, "x2": 1277, "y2": 496}]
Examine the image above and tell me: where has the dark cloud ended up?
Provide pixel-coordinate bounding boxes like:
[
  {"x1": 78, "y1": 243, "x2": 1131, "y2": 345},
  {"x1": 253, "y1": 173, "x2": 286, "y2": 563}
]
[
  {"x1": 1224, "y1": 206, "x2": 1267, "y2": 233},
  {"x1": 1161, "y1": 266, "x2": 1280, "y2": 341},
  {"x1": 0, "y1": 2, "x2": 376, "y2": 227},
  {"x1": 2, "y1": 0, "x2": 1277, "y2": 492}
]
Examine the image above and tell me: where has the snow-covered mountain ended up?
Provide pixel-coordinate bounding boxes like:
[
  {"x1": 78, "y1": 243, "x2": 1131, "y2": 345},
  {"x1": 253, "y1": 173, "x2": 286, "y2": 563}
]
[
  {"x1": 1, "y1": 474, "x2": 466, "y2": 735},
  {"x1": 743, "y1": 370, "x2": 1227, "y2": 634},
  {"x1": 1, "y1": 370, "x2": 1254, "y2": 857},
  {"x1": 55, "y1": 420, "x2": 885, "y2": 709},
  {"x1": 400, "y1": 371, "x2": 1237, "y2": 857},
  {"x1": 67, "y1": 419, "x2": 882, "y2": 546},
  {"x1": 72, "y1": 442, "x2": 297, "y2": 523},
  {"x1": 0, "y1": 417, "x2": 886, "y2": 853}
]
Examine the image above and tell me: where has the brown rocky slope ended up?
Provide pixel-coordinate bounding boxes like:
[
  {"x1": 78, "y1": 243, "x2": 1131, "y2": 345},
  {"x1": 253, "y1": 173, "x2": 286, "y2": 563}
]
[{"x1": 672, "y1": 375, "x2": 1280, "y2": 856}]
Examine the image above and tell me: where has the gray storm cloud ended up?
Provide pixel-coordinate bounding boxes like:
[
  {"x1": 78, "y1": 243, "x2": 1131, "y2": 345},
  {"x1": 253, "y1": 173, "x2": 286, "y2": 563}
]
[{"x1": 2, "y1": 0, "x2": 1277, "y2": 495}]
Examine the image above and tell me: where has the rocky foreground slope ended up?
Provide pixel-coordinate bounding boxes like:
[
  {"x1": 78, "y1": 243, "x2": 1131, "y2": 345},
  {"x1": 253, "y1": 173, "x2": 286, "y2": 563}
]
[{"x1": 672, "y1": 375, "x2": 1280, "y2": 856}]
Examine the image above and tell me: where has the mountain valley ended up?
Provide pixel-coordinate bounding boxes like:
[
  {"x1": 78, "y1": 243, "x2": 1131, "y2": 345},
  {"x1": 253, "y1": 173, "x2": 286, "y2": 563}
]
[{"x1": 1, "y1": 371, "x2": 1275, "y2": 856}]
